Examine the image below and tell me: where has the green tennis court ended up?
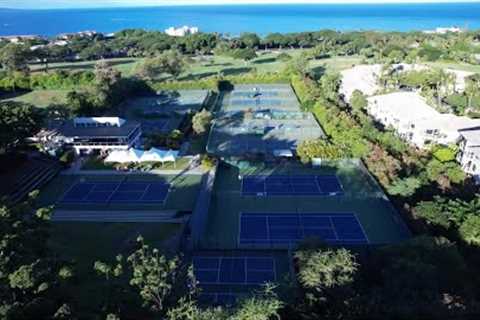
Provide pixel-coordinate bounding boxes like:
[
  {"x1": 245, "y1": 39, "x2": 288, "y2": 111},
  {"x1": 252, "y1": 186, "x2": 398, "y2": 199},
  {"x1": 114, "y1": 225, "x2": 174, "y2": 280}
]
[{"x1": 200, "y1": 160, "x2": 410, "y2": 250}]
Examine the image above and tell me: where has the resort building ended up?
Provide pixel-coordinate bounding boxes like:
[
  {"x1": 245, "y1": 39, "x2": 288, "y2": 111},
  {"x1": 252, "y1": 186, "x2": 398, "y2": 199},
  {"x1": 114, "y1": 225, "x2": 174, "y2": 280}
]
[
  {"x1": 457, "y1": 127, "x2": 480, "y2": 183},
  {"x1": 340, "y1": 64, "x2": 470, "y2": 102},
  {"x1": 424, "y1": 26, "x2": 463, "y2": 34},
  {"x1": 165, "y1": 26, "x2": 199, "y2": 37},
  {"x1": 38, "y1": 117, "x2": 142, "y2": 155},
  {"x1": 0, "y1": 35, "x2": 42, "y2": 43},
  {"x1": 367, "y1": 92, "x2": 480, "y2": 149}
]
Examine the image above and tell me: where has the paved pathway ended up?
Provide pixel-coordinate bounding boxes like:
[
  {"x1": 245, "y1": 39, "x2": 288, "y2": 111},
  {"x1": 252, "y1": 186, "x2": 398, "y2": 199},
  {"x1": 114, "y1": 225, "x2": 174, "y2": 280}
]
[
  {"x1": 61, "y1": 166, "x2": 206, "y2": 176},
  {"x1": 190, "y1": 164, "x2": 218, "y2": 248},
  {"x1": 52, "y1": 210, "x2": 187, "y2": 223}
]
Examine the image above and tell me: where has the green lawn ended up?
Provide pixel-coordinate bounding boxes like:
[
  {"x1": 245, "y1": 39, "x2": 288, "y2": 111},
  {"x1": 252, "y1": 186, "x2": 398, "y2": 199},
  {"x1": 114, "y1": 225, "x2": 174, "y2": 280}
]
[
  {"x1": 2, "y1": 89, "x2": 69, "y2": 108},
  {"x1": 25, "y1": 51, "x2": 363, "y2": 83},
  {"x1": 180, "y1": 51, "x2": 363, "y2": 80},
  {"x1": 49, "y1": 221, "x2": 181, "y2": 316},
  {"x1": 426, "y1": 61, "x2": 480, "y2": 73},
  {"x1": 29, "y1": 57, "x2": 143, "y2": 76}
]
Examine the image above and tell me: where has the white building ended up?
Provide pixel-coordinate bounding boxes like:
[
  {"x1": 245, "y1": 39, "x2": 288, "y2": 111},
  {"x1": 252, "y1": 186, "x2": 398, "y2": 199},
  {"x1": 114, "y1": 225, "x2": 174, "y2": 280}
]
[
  {"x1": 0, "y1": 35, "x2": 41, "y2": 44},
  {"x1": 340, "y1": 64, "x2": 382, "y2": 102},
  {"x1": 165, "y1": 26, "x2": 199, "y2": 37},
  {"x1": 367, "y1": 92, "x2": 480, "y2": 149},
  {"x1": 457, "y1": 128, "x2": 480, "y2": 183},
  {"x1": 424, "y1": 27, "x2": 463, "y2": 34},
  {"x1": 341, "y1": 64, "x2": 471, "y2": 102},
  {"x1": 48, "y1": 117, "x2": 142, "y2": 155},
  {"x1": 446, "y1": 69, "x2": 475, "y2": 93}
]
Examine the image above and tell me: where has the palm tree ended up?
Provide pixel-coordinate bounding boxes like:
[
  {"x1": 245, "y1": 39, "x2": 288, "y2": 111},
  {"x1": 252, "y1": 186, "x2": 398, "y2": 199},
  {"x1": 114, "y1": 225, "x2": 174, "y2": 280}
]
[{"x1": 465, "y1": 74, "x2": 480, "y2": 111}]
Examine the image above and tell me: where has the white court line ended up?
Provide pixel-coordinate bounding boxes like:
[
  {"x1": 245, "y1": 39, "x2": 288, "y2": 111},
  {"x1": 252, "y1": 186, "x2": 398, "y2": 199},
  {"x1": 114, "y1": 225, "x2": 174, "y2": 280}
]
[
  {"x1": 352, "y1": 213, "x2": 370, "y2": 244},
  {"x1": 196, "y1": 256, "x2": 276, "y2": 285},
  {"x1": 106, "y1": 181, "x2": 123, "y2": 204},
  {"x1": 328, "y1": 216, "x2": 339, "y2": 241},
  {"x1": 139, "y1": 183, "x2": 151, "y2": 201}
]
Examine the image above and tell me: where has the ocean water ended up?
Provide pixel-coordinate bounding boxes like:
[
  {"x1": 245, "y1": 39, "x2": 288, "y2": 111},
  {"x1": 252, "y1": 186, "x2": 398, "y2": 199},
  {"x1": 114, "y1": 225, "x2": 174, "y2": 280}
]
[{"x1": 1, "y1": 3, "x2": 480, "y2": 37}]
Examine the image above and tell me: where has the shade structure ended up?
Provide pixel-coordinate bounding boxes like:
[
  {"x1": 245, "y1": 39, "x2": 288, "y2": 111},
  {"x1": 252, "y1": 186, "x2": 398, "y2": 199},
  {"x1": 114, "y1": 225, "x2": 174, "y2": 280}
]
[
  {"x1": 273, "y1": 149, "x2": 293, "y2": 158},
  {"x1": 104, "y1": 148, "x2": 144, "y2": 163},
  {"x1": 140, "y1": 148, "x2": 179, "y2": 163},
  {"x1": 140, "y1": 147, "x2": 164, "y2": 162},
  {"x1": 104, "y1": 148, "x2": 179, "y2": 164}
]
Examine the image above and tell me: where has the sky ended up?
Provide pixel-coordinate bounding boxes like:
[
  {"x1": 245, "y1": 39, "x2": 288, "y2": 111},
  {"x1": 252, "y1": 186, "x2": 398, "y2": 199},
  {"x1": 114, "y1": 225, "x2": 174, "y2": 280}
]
[{"x1": 1, "y1": 0, "x2": 480, "y2": 9}]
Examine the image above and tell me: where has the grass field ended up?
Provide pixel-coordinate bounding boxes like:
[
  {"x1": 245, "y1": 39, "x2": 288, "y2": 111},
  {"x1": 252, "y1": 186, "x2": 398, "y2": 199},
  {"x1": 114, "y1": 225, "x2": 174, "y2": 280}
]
[
  {"x1": 201, "y1": 160, "x2": 410, "y2": 250},
  {"x1": 27, "y1": 51, "x2": 362, "y2": 80},
  {"x1": 2, "y1": 89, "x2": 69, "y2": 108},
  {"x1": 38, "y1": 173, "x2": 203, "y2": 212},
  {"x1": 180, "y1": 52, "x2": 362, "y2": 80},
  {"x1": 427, "y1": 61, "x2": 480, "y2": 73},
  {"x1": 29, "y1": 57, "x2": 142, "y2": 76},
  {"x1": 49, "y1": 221, "x2": 181, "y2": 315}
]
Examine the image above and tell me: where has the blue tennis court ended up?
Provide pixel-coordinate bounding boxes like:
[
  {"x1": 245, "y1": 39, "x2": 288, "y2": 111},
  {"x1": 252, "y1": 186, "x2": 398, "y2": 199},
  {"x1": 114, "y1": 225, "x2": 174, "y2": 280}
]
[
  {"x1": 242, "y1": 174, "x2": 344, "y2": 196},
  {"x1": 232, "y1": 91, "x2": 279, "y2": 98},
  {"x1": 239, "y1": 212, "x2": 368, "y2": 246},
  {"x1": 193, "y1": 256, "x2": 276, "y2": 285},
  {"x1": 230, "y1": 98, "x2": 284, "y2": 107},
  {"x1": 61, "y1": 181, "x2": 170, "y2": 204}
]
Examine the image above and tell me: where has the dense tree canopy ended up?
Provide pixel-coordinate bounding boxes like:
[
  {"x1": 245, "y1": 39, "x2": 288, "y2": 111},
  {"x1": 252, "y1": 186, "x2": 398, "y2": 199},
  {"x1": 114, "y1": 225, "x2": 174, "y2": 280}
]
[
  {"x1": 0, "y1": 101, "x2": 43, "y2": 152},
  {"x1": 192, "y1": 109, "x2": 213, "y2": 135}
]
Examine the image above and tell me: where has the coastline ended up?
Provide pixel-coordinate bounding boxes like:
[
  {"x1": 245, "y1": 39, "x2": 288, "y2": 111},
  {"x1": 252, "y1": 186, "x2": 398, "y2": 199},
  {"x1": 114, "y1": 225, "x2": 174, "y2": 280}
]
[{"x1": 1, "y1": 2, "x2": 480, "y2": 36}]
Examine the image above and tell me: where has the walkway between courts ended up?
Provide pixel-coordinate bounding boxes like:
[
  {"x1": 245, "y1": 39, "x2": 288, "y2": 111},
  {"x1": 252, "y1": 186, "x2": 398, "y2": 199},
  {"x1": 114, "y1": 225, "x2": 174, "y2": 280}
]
[
  {"x1": 60, "y1": 167, "x2": 206, "y2": 176},
  {"x1": 52, "y1": 210, "x2": 187, "y2": 223}
]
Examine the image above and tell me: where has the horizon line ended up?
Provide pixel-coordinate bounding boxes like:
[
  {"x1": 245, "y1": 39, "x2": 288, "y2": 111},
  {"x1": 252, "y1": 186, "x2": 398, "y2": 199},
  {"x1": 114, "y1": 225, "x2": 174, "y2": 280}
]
[{"x1": 2, "y1": 0, "x2": 480, "y2": 10}]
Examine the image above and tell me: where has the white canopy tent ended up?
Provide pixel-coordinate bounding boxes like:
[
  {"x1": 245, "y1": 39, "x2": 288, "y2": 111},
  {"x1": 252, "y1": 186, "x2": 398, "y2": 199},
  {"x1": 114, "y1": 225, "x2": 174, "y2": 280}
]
[
  {"x1": 104, "y1": 148, "x2": 144, "y2": 163},
  {"x1": 140, "y1": 148, "x2": 180, "y2": 167},
  {"x1": 104, "y1": 148, "x2": 180, "y2": 166},
  {"x1": 273, "y1": 149, "x2": 293, "y2": 158}
]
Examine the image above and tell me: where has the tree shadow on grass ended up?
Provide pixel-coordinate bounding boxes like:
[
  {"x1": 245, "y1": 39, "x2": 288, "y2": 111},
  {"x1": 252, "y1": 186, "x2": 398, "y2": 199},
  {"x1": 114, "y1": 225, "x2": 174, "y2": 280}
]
[
  {"x1": 37, "y1": 59, "x2": 137, "y2": 72},
  {"x1": 178, "y1": 71, "x2": 219, "y2": 81},
  {"x1": 253, "y1": 57, "x2": 277, "y2": 64},
  {"x1": 205, "y1": 62, "x2": 233, "y2": 67},
  {"x1": 221, "y1": 67, "x2": 252, "y2": 76},
  {"x1": 0, "y1": 90, "x2": 32, "y2": 100}
]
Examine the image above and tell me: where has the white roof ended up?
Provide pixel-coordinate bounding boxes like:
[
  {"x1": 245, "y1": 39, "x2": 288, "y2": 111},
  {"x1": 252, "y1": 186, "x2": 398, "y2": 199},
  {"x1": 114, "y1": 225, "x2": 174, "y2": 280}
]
[
  {"x1": 368, "y1": 92, "x2": 480, "y2": 133},
  {"x1": 105, "y1": 148, "x2": 143, "y2": 163},
  {"x1": 459, "y1": 128, "x2": 480, "y2": 145},
  {"x1": 74, "y1": 117, "x2": 125, "y2": 127},
  {"x1": 273, "y1": 149, "x2": 293, "y2": 158},
  {"x1": 105, "y1": 148, "x2": 179, "y2": 164},
  {"x1": 140, "y1": 148, "x2": 179, "y2": 163},
  {"x1": 368, "y1": 91, "x2": 437, "y2": 119},
  {"x1": 446, "y1": 69, "x2": 475, "y2": 92},
  {"x1": 340, "y1": 64, "x2": 382, "y2": 102},
  {"x1": 340, "y1": 64, "x2": 429, "y2": 102}
]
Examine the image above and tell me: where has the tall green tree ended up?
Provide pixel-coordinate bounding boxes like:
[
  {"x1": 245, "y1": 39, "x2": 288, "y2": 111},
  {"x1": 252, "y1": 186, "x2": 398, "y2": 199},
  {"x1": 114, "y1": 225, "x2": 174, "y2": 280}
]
[
  {"x1": 238, "y1": 33, "x2": 261, "y2": 49},
  {"x1": 192, "y1": 109, "x2": 213, "y2": 135},
  {"x1": 459, "y1": 215, "x2": 480, "y2": 246},
  {"x1": 349, "y1": 90, "x2": 368, "y2": 113},
  {"x1": 0, "y1": 43, "x2": 30, "y2": 74},
  {"x1": 136, "y1": 50, "x2": 186, "y2": 80},
  {"x1": 0, "y1": 195, "x2": 70, "y2": 319},
  {"x1": 0, "y1": 101, "x2": 44, "y2": 152},
  {"x1": 295, "y1": 248, "x2": 358, "y2": 291},
  {"x1": 296, "y1": 139, "x2": 347, "y2": 163},
  {"x1": 465, "y1": 74, "x2": 480, "y2": 110},
  {"x1": 319, "y1": 72, "x2": 341, "y2": 104}
]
